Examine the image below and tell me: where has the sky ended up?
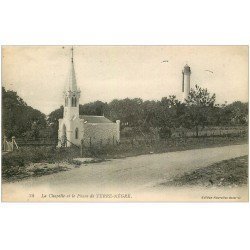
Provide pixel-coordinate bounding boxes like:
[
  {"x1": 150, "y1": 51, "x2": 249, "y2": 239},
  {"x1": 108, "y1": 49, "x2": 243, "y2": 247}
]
[{"x1": 2, "y1": 46, "x2": 248, "y2": 115}]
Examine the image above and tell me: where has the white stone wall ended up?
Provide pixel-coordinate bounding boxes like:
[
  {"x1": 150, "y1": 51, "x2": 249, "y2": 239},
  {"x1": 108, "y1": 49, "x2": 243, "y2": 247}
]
[
  {"x1": 58, "y1": 118, "x2": 84, "y2": 146},
  {"x1": 58, "y1": 119, "x2": 120, "y2": 147},
  {"x1": 82, "y1": 122, "x2": 120, "y2": 146}
]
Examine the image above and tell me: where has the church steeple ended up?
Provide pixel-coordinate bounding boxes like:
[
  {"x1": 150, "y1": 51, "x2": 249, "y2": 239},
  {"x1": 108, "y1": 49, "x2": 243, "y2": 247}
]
[
  {"x1": 71, "y1": 46, "x2": 74, "y2": 63},
  {"x1": 63, "y1": 46, "x2": 81, "y2": 119},
  {"x1": 67, "y1": 46, "x2": 78, "y2": 92}
]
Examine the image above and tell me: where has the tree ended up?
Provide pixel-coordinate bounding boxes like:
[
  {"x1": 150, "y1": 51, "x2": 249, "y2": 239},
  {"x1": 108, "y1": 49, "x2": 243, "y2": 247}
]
[
  {"x1": 46, "y1": 85, "x2": 247, "y2": 140},
  {"x1": 183, "y1": 85, "x2": 216, "y2": 137},
  {"x1": 155, "y1": 95, "x2": 185, "y2": 138},
  {"x1": 141, "y1": 100, "x2": 159, "y2": 130},
  {"x1": 224, "y1": 101, "x2": 248, "y2": 125},
  {"x1": 107, "y1": 98, "x2": 144, "y2": 127},
  {"x1": 2, "y1": 87, "x2": 46, "y2": 138},
  {"x1": 47, "y1": 105, "x2": 64, "y2": 139},
  {"x1": 79, "y1": 101, "x2": 108, "y2": 116}
]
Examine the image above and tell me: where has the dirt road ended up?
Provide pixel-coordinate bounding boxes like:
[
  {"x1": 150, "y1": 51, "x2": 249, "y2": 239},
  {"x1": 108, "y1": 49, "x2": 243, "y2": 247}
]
[{"x1": 2, "y1": 144, "x2": 248, "y2": 202}]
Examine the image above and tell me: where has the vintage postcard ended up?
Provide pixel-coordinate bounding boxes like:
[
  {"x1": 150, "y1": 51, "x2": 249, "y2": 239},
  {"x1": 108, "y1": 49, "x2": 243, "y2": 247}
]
[{"x1": 1, "y1": 46, "x2": 248, "y2": 202}]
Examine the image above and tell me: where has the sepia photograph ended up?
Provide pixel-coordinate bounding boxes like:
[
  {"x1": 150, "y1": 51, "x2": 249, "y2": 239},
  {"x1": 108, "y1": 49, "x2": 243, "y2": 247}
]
[{"x1": 1, "y1": 45, "x2": 248, "y2": 202}]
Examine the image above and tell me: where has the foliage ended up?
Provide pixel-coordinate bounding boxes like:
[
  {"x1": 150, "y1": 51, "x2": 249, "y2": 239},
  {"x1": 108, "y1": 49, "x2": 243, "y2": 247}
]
[
  {"x1": 182, "y1": 85, "x2": 217, "y2": 136},
  {"x1": 162, "y1": 155, "x2": 248, "y2": 187},
  {"x1": 3, "y1": 84, "x2": 248, "y2": 141},
  {"x1": 47, "y1": 89, "x2": 248, "y2": 139},
  {"x1": 80, "y1": 101, "x2": 108, "y2": 116},
  {"x1": 185, "y1": 85, "x2": 216, "y2": 107},
  {"x1": 2, "y1": 146, "x2": 78, "y2": 181},
  {"x1": 2, "y1": 87, "x2": 47, "y2": 138},
  {"x1": 223, "y1": 101, "x2": 248, "y2": 125},
  {"x1": 107, "y1": 98, "x2": 144, "y2": 127},
  {"x1": 157, "y1": 96, "x2": 186, "y2": 138},
  {"x1": 2, "y1": 146, "x2": 80, "y2": 168},
  {"x1": 46, "y1": 105, "x2": 64, "y2": 139}
]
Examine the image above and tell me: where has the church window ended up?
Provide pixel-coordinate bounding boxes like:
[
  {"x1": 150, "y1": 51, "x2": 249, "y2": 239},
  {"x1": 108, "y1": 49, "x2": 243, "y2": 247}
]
[
  {"x1": 72, "y1": 97, "x2": 77, "y2": 107},
  {"x1": 65, "y1": 97, "x2": 68, "y2": 106},
  {"x1": 75, "y1": 128, "x2": 79, "y2": 139}
]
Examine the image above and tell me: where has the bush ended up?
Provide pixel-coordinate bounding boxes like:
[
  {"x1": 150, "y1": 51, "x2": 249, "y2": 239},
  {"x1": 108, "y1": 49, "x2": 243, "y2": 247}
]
[
  {"x1": 2, "y1": 146, "x2": 80, "y2": 168},
  {"x1": 2, "y1": 146, "x2": 80, "y2": 181},
  {"x1": 159, "y1": 126, "x2": 172, "y2": 139},
  {"x1": 2, "y1": 164, "x2": 28, "y2": 180}
]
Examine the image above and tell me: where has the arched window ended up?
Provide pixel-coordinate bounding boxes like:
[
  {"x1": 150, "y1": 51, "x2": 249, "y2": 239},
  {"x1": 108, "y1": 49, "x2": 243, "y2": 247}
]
[
  {"x1": 65, "y1": 97, "x2": 68, "y2": 107},
  {"x1": 75, "y1": 128, "x2": 78, "y2": 139},
  {"x1": 71, "y1": 97, "x2": 77, "y2": 107}
]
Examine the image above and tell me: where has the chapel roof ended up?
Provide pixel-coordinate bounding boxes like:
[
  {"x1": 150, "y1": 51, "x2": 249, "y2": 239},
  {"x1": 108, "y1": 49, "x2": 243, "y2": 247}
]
[{"x1": 79, "y1": 115, "x2": 114, "y2": 123}]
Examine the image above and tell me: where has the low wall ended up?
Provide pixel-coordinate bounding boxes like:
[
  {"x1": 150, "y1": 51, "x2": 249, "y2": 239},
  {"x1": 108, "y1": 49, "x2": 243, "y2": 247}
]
[{"x1": 82, "y1": 123, "x2": 119, "y2": 146}]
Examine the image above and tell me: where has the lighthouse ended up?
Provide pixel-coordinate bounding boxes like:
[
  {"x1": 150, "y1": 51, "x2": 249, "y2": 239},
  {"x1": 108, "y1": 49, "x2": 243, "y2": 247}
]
[{"x1": 182, "y1": 64, "x2": 191, "y2": 102}]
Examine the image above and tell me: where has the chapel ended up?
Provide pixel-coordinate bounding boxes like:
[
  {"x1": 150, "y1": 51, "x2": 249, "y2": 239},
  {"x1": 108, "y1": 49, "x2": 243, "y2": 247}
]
[{"x1": 58, "y1": 47, "x2": 120, "y2": 147}]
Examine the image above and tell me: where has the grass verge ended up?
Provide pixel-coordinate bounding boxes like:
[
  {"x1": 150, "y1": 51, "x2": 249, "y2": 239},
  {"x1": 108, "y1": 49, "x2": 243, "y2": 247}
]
[
  {"x1": 160, "y1": 155, "x2": 248, "y2": 188},
  {"x1": 83, "y1": 135, "x2": 248, "y2": 159}
]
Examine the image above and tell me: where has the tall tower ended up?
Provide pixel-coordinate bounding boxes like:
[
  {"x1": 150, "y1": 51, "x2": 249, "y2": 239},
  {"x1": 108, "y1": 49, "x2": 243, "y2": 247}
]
[
  {"x1": 182, "y1": 64, "x2": 191, "y2": 102},
  {"x1": 63, "y1": 47, "x2": 81, "y2": 120}
]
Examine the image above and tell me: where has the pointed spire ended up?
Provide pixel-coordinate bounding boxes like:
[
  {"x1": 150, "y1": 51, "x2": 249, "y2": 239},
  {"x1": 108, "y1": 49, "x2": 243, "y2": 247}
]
[
  {"x1": 67, "y1": 46, "x2": 78, "y2": 92},
  {"x1": 71, "y1": 46, "x2": 74, "y2": 63}
]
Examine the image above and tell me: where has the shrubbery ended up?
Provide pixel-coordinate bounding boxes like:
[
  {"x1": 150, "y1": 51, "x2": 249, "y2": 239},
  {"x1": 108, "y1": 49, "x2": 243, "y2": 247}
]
[
  {"x1": 2, "y1": 146, "x2": 79, "y2": 168},
  {"x1": 2, "y1": 146, "x2": 80, "y2": 181}
]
